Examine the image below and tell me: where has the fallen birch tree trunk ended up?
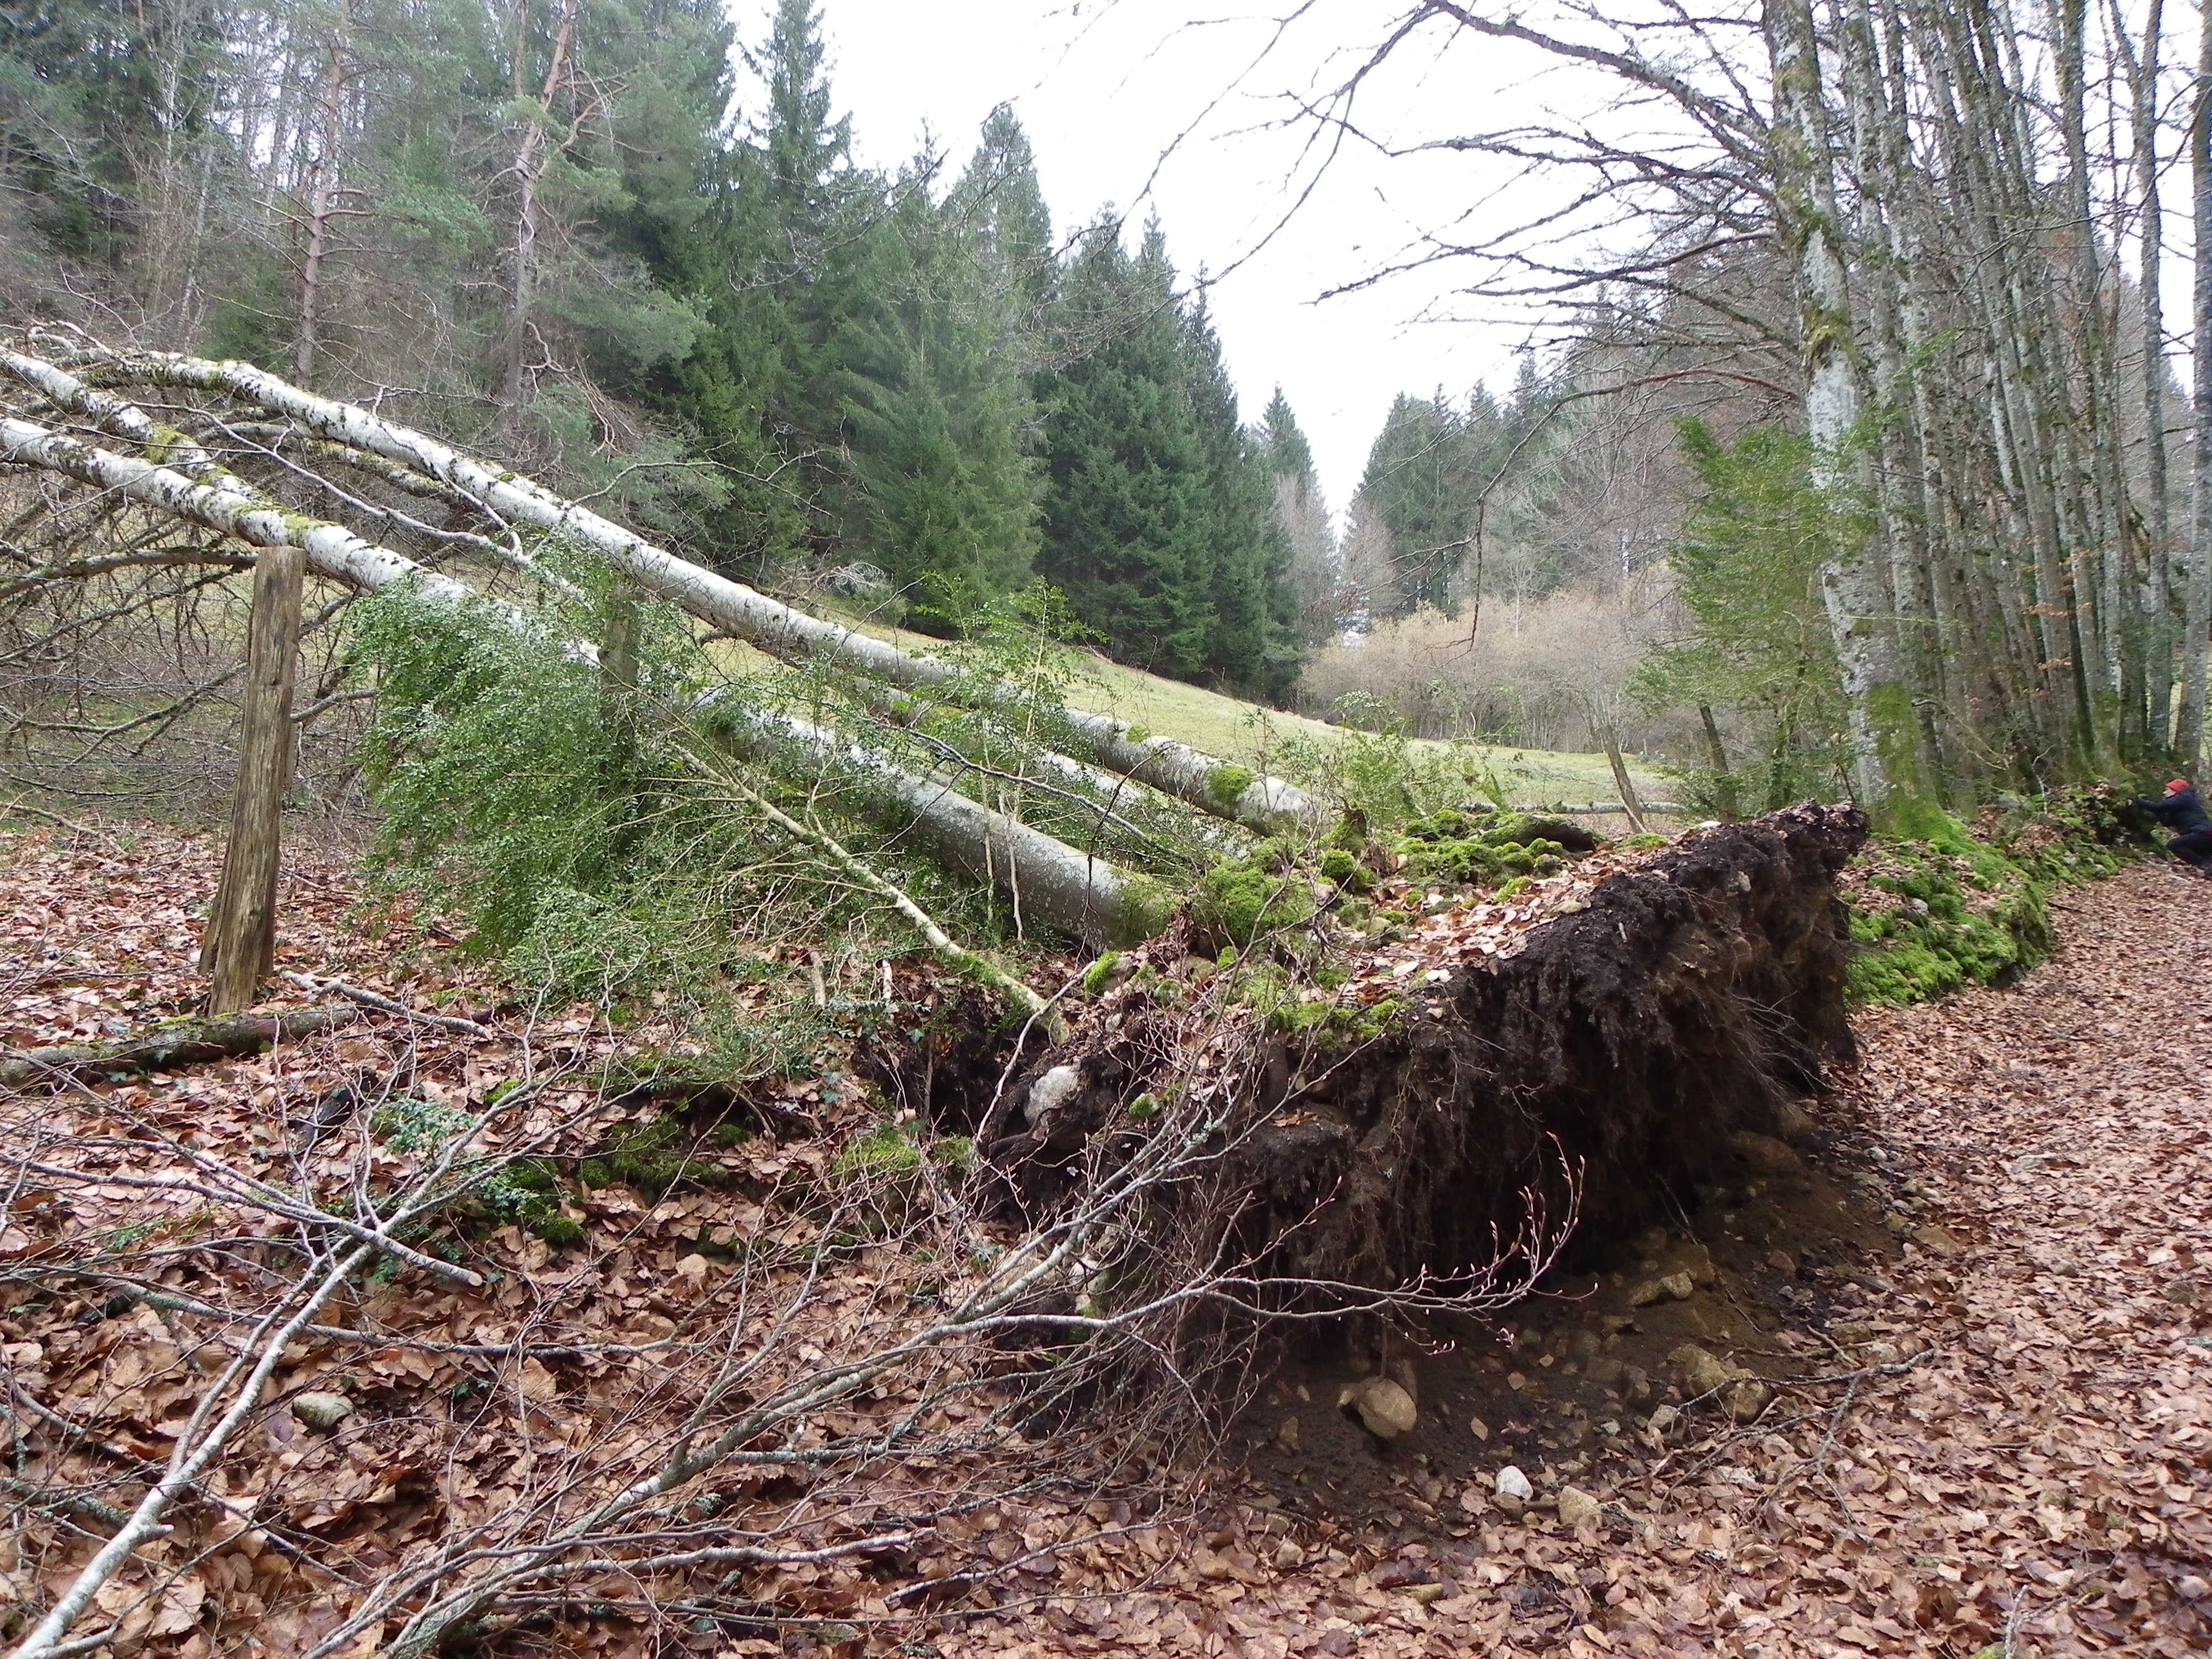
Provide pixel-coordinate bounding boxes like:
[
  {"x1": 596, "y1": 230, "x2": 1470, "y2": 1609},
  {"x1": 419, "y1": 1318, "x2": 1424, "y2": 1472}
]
[
  {"x1": 49, "y1": 343, "x2": 1319, "y2": 834},
  {"x1": 0, "y1": 409, "x2": 1155, "y2": 951}
]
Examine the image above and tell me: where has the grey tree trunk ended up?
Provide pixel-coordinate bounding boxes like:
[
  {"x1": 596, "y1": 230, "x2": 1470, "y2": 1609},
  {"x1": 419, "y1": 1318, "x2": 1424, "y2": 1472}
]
[
  {"x1": 200, "y1": 545, "x2": 305, "y2": 1013},
  {"x1": 2184, "y1": 10, "x2": 2212, "y2": 765},
  {"x1": 1765, "y1": 0, "x2": 1930, "y2": 821}
]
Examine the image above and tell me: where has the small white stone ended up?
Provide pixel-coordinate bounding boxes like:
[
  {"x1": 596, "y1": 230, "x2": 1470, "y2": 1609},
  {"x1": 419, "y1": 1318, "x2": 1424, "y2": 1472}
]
[
  {"x1": 1494, "y1": 1464, "x2": 1535, "y2": 1502},
  {"x1": 1023, "y1": 1065, "x2": 1082, "y2": 1126}
]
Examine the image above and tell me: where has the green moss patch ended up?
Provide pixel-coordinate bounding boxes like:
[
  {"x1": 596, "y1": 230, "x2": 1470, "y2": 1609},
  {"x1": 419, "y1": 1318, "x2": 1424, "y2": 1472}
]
[
  {"x1": 1193, "y1": 847, "x2": 1316, "y2": 950},
  {"x1": 1391, "y1": 807, "x2": 1599, "y2": 890},
  {"x1": 1840, "y1": 807, "x2": 2096, "y2": 1006}
]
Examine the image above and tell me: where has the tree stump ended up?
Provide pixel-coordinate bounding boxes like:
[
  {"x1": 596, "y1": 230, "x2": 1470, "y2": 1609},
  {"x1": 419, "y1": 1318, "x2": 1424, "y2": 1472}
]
[{"x1": 200, "y1": 547, "x2": 305, "y2": 1014}]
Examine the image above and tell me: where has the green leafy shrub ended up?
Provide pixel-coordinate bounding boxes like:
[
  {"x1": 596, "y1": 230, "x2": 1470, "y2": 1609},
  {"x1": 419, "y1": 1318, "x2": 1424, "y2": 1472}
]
[{"x1": 369, "y1": 1096, "x2": 473, "y2": 1154}]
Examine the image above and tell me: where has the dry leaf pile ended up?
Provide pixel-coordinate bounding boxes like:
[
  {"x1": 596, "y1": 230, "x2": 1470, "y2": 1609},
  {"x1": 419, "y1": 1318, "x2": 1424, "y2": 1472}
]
[
  {"x1": 0, "y1": 828, "x2": 1191, "y2": 1659},
  {"x1": 946, "y1": 860, "x2": 2211, "y2": 1658},
  {"x1": 3, "y1": 827, "x2": 2206, "y2": 1659}
]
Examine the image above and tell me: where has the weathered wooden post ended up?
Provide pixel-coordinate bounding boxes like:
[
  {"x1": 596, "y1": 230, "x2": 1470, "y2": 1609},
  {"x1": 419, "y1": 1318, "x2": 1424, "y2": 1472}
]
[{"x1": 200, "y1": 546, "x2": 306, "y2": 1014}]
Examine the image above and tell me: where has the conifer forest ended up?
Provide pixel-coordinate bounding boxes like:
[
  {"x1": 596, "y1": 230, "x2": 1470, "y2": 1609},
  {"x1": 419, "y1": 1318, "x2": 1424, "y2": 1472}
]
[{"x1": 0, "y1": 3, "x2": 2209, "y2": 1657}]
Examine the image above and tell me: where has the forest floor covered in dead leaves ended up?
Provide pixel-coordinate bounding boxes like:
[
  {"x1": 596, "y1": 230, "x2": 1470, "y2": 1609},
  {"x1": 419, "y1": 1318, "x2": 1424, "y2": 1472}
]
[
  {"x1": 964, "y1": 860, "x2": 2209, "y2": 1659},
  {"x1": 0, "y1": 831, "x2": 2206, "y2": 1658}
]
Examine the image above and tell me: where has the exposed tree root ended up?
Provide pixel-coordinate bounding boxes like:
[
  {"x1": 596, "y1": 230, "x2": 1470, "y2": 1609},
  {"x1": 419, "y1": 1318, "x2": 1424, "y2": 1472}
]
[{"x1": 981, "y1": 803, "x2": 1869, "y2": 1294}]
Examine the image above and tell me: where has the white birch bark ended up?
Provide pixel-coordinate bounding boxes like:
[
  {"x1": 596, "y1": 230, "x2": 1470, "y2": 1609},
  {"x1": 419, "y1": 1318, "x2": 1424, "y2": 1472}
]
[
  {"x1": 64, "y1": 348, "x2": 1317, "y2": 832},
  {"x1": 0, "y1": 410, "x2": 1156, "y2": 947}
]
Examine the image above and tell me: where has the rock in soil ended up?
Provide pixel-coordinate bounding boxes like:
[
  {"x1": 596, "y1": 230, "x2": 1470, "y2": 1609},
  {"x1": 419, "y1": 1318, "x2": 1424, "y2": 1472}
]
[
  {"x1": 1729, "y1": 1130, "x2": 1805, "y2": 1174},
  {"x1": 290, "y1": 1391, "x2": 353, "y2": 1431},
  {"x1": 1910, "y1": 1222, "x2": 1966, "y2": 1258},
  {"x1": 1557, "y1": 1485, "x2": 1603, "y2": 1527},
  {"x1": 1672, "y1": 1344, "x2": 1772, "y2": 1422},
  {"x1": 1630, "y1": 1270, "x2": 1696, "y2": 1306},
  {"x1": 1340, "y1": 1376, "x2": 1417, "y2": 1438}
]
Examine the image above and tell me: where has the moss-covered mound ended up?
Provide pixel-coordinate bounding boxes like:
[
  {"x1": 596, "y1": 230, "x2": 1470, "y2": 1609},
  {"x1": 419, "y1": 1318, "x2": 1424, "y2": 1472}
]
[
  {"x1": 1840, "y1": 787, "x2": 2142, "y2": 1005},
  {"x1": 1841, "y1": 838, "x2": 2051, "y2": 1003}
]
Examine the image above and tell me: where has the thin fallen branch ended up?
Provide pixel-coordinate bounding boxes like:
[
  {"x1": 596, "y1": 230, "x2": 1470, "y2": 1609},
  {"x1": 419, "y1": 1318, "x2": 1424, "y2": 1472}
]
[
  {"x1": 278, "y1": 969, "x2": 493, "y2": 1036},
  {"x1": 681, "y1": 744, "x2": 1053, "y2": 1026},
  {"x1": 3, "y1": 1238, "x2": 375, "y2": 1659}
]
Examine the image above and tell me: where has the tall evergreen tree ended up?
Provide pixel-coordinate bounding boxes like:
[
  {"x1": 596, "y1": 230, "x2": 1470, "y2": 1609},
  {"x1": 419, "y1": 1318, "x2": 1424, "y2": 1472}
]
[
  {"x1": 1181, "y1": 290, "x2": 1298, "y2": 698},
  {"x1": 1355, "y1": 390, "x2": 1471, "y2": 614},
  {"x1": 838, "y1": 137, "x2": 1041, "y2": 627},
  {"x1": 950, "y1": 103, "x2": 1054, "y2": 310},
  {"x1": 1257, "y1": 385, "x2": 1316, "y2": 486},
  {"x1": 1256, "y1": 387, "x2": 1338, "y2": 648},
  {"x1": 648, "y1": 0, "x2": 880, "y2": 575},
  {"x1": 1034, "y1": 217, "x2": 1212, "y2": 676}
]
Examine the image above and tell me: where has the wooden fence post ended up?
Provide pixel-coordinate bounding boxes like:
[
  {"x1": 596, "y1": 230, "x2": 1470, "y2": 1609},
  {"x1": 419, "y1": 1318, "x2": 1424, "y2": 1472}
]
[{"x1": 201, "y1": 546, "x2": 305, "y2": 1014}]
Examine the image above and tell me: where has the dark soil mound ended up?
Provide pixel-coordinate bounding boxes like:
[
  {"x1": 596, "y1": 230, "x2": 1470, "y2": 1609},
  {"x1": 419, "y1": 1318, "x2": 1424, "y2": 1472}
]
[{"x1": 982, "y1": 802, "x2": 1868, "y2": 1292}]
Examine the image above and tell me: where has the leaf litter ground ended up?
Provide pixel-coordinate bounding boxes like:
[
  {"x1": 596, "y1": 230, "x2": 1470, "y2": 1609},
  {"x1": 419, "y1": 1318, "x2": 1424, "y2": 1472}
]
[{"x1": 0, "y1": 831, "x2": 2206, "y2": 1657}]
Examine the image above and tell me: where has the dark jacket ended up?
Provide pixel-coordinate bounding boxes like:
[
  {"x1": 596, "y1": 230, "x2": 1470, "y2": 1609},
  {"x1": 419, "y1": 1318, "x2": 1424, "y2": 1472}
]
[{"x1": 2137, "y1": 787, "x2": 2212, "y2": 836}]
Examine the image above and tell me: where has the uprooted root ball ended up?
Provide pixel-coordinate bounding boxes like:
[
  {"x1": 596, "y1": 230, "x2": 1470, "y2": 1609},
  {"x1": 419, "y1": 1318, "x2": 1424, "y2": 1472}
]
[{"x1": 982, "y1": 802, "x2": 1869, "y2": 1299}]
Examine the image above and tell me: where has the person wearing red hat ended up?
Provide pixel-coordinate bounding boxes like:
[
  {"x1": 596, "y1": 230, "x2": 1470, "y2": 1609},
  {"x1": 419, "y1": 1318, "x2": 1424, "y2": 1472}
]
[{"x1": 2133, "y1": 778, "x2": 2212, "y2": 876}]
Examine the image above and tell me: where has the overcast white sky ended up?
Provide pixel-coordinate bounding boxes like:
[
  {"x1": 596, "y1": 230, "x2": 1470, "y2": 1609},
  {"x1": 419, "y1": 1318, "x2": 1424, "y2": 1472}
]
[{"x1": 722, "y1": 0, "x2": 1547, "y2": 519}]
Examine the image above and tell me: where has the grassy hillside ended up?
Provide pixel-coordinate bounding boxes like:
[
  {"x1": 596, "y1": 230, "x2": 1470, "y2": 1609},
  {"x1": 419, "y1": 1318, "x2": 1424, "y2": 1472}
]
[{"x1": 727, "y1": 613, "x2": 1669, "y2": 810}]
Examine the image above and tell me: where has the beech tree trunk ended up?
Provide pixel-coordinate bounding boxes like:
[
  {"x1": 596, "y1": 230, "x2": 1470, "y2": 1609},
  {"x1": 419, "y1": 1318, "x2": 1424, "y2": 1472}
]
[
  {"x1": 2116, "y1": 0, "x2": 2172, "y2": 752},
  {"x1": 2185, "y1": 9, "x2": 2212, "y2": 766},
  {"x1": 1765, "y1": 0, "x2": 1933, "y2": 824}
]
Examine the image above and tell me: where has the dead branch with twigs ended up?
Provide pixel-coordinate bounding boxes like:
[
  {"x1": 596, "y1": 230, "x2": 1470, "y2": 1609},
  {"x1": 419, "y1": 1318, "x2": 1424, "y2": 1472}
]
[{"x1": 0, "y1": 916, "x2": 1574, "y2": 1659}]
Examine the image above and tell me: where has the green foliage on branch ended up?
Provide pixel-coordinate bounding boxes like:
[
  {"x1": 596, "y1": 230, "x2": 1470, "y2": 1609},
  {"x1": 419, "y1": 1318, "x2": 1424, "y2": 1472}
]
[{"x1": 1635, "y1": 421, "x2": 1859, "y2": 813}]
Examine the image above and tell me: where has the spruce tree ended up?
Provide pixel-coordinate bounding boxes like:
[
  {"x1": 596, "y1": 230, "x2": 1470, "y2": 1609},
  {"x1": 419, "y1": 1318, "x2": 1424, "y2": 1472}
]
[
  {"x1": 1355, "y1": 391, "x2": 1471, "y2": 614},
  {"x1": 838, "y1": 139, "x2": 1041, "y2": 627},
  {"x1": 1256, "y1": 387, "x2": 1339, "y2": 648},
  {"x1": 952, "y1": 103, "x2": 1055, "y2": 310},
  {"x1": 1034, "y1": 217, "x2": 1212, "y2": 677},
  {"x1": 1182, "y1": 290, "x2": 1299, "y2": 699},
  {"x1": 1258, "y1": 386, "x2": 1316, "y2": 486},
  {"x1": 647, "y1": 0, "x2": 881, "y2": 576}
]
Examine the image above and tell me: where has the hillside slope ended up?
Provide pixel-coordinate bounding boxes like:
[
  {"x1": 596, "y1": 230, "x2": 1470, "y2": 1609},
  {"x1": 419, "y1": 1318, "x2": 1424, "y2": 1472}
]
[{"x1": 721, "y1": 612, "x2": 1670, "y2": 808}]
